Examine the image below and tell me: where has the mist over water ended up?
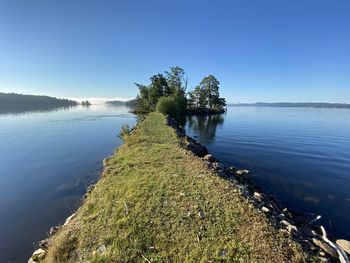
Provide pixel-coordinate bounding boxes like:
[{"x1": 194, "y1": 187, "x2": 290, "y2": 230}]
[{"x1": 186, "y1": 106, "x2": 350, "y2": 241}]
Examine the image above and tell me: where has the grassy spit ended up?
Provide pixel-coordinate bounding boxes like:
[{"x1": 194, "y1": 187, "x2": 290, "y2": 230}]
[{"x1": 45, "y1": 113, "x2": 314, "y2": 262}]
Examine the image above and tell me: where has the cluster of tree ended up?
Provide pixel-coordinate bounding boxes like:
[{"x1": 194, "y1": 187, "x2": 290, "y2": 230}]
[
  {"x1": 135, "y1": 66, "x2": 187, "y2": 114},
  {"x1": 134, "y1": 66, "x2": 226, "y2": 119},
  {"x1": 0, "y1": 92, "x2": 77, "y2": 106},
  {"x1": 81, "y1": 100, "x2": 91, "y2": 106},
  {"x1": 187, "y1": 75, "x2": 226, "y2": 110},
  {"x1": 0, "y1": 92, "x2": 78, "y2": 114}
]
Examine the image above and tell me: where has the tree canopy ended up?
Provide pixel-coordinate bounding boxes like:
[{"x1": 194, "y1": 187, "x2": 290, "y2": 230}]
[
  {"x1": 188, "y1": 75, "x2": 226, "y2": 110},
  {"x1": 134, "y1": 67, "x2": 226, "y2": 118}
]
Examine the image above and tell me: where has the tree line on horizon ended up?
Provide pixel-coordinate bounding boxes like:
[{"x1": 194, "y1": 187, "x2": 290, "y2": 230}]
[
  {"x1": 0, "y1": 92, "x2": 78, "y2": 106},
  {"x1": 135, "y1": 66, "x2": 226, "y2": 119}
]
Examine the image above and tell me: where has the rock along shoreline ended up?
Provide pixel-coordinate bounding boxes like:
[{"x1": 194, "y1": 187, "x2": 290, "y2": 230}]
[
  {"x1": 166, "y1": 115, "x2": 350, "y2": 263},
  {"x1": 28, "y1": 114, "x2": 350, "y2": 263}
]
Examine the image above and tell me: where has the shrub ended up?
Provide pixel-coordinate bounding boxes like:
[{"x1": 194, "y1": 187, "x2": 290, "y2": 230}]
[
  {"x1": 156, "y1": 96, "x2": 180, "y2": 118},
  {"x1": 118, "y1": 124, "x2": 130, "y2": 141}
]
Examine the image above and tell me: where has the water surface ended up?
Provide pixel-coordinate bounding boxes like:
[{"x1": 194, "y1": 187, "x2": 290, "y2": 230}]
[
  {"x1": 186, "y1": 106, "x2": 350, "y2": 240},
  {"x1": 0, "y1": 104, "x2": 136, "y2": 262}
]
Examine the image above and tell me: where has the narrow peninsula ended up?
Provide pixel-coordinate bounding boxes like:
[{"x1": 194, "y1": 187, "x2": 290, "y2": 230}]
[{"x1": 36, "y1": 113, "x2": 313, "y2": 262}]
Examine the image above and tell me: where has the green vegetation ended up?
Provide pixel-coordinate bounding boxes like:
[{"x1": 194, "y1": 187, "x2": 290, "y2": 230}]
[
  {"x1": 0, "y1": 92, "x2": 77, "y2": 114},
  {"x1": 44, "y1": 113, "x2": 312, "y2": 262},
  {"x1": 81, "y1": 100, "x2": 91, "y2": 106},
  {"x1": 188, "y1": 75, "x2": 226, "y2": 110},
  {"x1": 134, "y1": 67, "x2": 226, "y2": 118}
]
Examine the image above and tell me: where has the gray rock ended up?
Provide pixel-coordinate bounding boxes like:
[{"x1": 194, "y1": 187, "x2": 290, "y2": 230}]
[
  {"x1": 277, "y1": 213, "x2": 285, "y2": 220},
  {"x1": 203, "y1": 154, "x2": 215, "y2": 162},
  {"x1": 38, "y1": 238, "x2": 51, "y2": 249},
  {"x1": 219, "y1": 249, "x2": 228, "y2": 257},
  {"x1": 280, "y1": 220, "x2": 297, "y2": 233},
  {"x1": 237, "y1": 185, "x2": 250, "y2": 197},
  {"x1": 336, "y1": 239, "x2": 350, "y2": 255},
  {"x1": 236, "y1": 169, "x2": 250, "y2": 176},
  {"x1": 212, "y1": 162, "x2": 223, "y2": 170},
  {"x1": 253, "y1": 192, "x2": 262, "y2": 201},
  {"x1": 198, "y1": 209, "x2": 205, "y2": 220},
  {"x1": 261, "y1": 206, "x2": 270, "y2": 213},
  {"x1": 49, "y1": 226, "x2": 60, "y2": 236},
  {"x1": 97, "y1": 244, "x2": 107, "y2": 254}
]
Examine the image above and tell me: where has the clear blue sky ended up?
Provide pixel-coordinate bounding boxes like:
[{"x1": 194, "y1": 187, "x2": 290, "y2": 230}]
[{"x1": 0, "y1": 0, "x2": 349, "y2": 103}]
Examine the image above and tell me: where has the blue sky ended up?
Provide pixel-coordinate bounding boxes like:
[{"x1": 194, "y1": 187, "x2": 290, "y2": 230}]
[{"x1": 0, "y1": 0, "x2": 349, "y2": 103}]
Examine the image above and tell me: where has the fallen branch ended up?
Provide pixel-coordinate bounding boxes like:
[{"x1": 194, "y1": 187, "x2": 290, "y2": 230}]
[{"x1": 320, "y1": 226, "x2": 349, "y2": 263}]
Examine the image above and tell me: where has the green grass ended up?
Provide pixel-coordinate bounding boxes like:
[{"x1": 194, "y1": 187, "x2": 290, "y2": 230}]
[{"x1": 45, "y1": 113, "x2": 313, "y2": 262}]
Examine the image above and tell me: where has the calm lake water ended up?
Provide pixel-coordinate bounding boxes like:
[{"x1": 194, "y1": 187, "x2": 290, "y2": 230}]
[
  {"x1": 0, "y1": 104, "x2": 136, "y2": 263},
  {"x1": 1, "y1": 105, "x2": 350, "y2": 262},
  {"x1": 186, "y1": 106, "x2": 350, "y2": 241}
]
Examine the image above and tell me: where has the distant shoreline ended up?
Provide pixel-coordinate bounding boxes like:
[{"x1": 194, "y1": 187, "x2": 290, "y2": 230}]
[{"x1": 228, "y1": 102, "x2": 350, "y2": 109}]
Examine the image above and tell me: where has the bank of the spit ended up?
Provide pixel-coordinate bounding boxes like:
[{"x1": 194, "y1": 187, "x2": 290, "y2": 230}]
[
  {"x1": 29, "y1": 115, "x2": 350, "y2": 263},
  {"x1": 166, "y1": 115, "x2": 350, "y2": 263}
]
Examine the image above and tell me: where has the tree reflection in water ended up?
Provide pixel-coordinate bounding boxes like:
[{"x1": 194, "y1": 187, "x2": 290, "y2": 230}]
[{"x1": 186, "y1": 114, "x2": 225, "y2": 142}]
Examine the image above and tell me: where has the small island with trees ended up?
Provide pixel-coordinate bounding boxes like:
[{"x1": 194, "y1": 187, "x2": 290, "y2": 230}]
[{"x1": 133, "y1": 66, "x2": 226, "y2": 119}]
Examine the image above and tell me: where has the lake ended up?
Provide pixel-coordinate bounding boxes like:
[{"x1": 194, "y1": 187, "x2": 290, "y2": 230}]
[
  {"x1": 186, "y1": 106, "x2": 350, "y2": 242},
  {"x1": 1, "y1": 105, "x2": 350, "y2": 262},
  {"x1": 0, "y1": 104, "x2": 136, "y2": 263}
]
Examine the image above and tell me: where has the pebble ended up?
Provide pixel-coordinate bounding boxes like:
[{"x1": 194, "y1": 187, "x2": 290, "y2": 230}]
[
  {"x1": 219, "y1": 249, "x2": 227, "y2": 257},
  {"x1": 203, "y1": 154, "x2": 215, "y2": 162},
  {"x1": 236, "y1": 169, "x2": 250, "y2": 175},
  {"x1": 198, "y1": 209, "x2": 205, "y2": 220},
  {"x1": 261, "y1": 206, "x2": 270, "y2": 213},
  {"x1": 49, "y1": 226, "x2": 60, "y2": 236},
  {"x1": 97, "y1": 244, "x2": 107, "y2": 254},
  {"x1": 253, "y1": 192, "x2": 262, "y2": 200},
  {"x1": 280, "y1": 220, "x2": 297, "y2": 233},
  {"x1": 212, "y1": 162, "x2": 223, "y2": 170}
]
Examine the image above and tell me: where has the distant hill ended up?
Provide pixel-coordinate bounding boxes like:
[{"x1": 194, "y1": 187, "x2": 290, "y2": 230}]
[
  {"x1": 229, "y1": 102, "x2": 350, "y2": 109},
  {"x1": 106, "y1": 99, "x2": 138, "y2": 107},
  {"x1": 0, "y1": 92, "x2": 78, "y2": 114}
]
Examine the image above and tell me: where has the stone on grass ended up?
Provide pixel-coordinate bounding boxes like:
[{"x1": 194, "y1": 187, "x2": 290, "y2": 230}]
[
  {"x1": 92, "y1": 244, "x2": 107, "y2": 256},
  {"x1": 198, "y1": 209, "x2": 205, "y2": 220}
]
